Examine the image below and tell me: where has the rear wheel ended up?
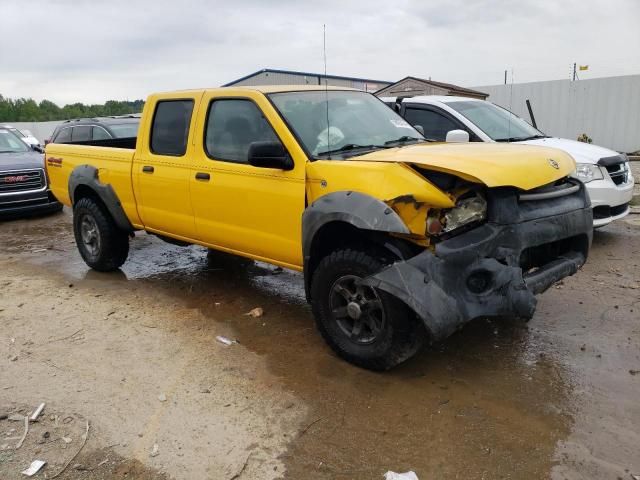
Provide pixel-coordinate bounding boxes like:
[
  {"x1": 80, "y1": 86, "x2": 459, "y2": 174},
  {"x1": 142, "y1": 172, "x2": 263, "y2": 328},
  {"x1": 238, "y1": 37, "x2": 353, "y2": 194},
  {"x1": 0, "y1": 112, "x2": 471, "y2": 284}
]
[
  {"x1": 73, "y1": 197, "x2": 129, "y2": 271},
  {"x1": 310, "y1": 248, "x2": 425, "y2": 371}
]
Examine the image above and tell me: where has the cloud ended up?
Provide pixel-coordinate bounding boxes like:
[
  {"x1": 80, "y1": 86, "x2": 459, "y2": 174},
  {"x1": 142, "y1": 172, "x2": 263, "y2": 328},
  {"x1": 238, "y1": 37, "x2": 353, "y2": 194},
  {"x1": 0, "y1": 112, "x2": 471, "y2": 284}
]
[{"x1": 1, "y1": 0, "x2": 638, "y2": 104}]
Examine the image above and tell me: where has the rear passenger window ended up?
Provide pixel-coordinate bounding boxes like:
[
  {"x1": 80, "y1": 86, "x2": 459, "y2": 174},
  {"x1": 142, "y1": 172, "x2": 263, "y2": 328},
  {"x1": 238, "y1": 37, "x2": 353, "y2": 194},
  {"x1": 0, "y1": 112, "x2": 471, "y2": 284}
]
[
  {"x1": 54, "y1": 127, "x2": 71, "y2": 143},
  {"x1": 150, "y1": 100, "x2": 194, "y2": 156},
  {"x1": 205, "y1": 99, "x2": 279, "y2": 163},
  {"x1": 71, "y1": 126, "x2": 91, "y2": 142},
  {"x1": 92, "y1": 127, "x2": 111, "y2": 140}
]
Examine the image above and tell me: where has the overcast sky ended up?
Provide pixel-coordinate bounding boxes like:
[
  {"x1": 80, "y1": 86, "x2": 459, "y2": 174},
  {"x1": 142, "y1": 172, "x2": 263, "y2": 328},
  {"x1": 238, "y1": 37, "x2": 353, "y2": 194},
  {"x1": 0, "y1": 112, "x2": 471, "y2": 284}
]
[{"x1": 2, "y1": 0, "x2": 639, "y2": 105}]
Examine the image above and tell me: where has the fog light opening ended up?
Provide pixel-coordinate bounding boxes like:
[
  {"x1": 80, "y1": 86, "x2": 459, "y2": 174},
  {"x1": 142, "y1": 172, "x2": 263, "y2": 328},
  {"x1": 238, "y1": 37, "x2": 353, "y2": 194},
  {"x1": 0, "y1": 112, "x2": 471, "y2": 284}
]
[{"x1": 467, "y1": 270, "x2": 493, "y2": 294}]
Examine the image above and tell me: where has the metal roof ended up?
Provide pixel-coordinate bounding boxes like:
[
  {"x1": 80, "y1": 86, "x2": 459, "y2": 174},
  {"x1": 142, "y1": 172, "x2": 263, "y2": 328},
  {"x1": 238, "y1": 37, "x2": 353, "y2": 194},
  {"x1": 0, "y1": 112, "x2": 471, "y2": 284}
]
[
  {"x1": 375, "y1": 76, "x2": 488, "y2": 97},
  {"x1": 222, "y1": 68, "x2": 392, "y2": 87}
]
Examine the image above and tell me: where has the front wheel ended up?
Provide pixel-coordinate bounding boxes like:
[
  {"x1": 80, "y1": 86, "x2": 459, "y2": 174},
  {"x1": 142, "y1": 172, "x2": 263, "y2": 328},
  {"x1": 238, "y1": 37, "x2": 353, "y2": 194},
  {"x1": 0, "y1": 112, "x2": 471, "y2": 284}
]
[
  {"x1": 310, "y1": 248, "x2": 426, "y2": 371},
  {"x1": 73, "y1": 197, "x2": 129, "y2": 272}
]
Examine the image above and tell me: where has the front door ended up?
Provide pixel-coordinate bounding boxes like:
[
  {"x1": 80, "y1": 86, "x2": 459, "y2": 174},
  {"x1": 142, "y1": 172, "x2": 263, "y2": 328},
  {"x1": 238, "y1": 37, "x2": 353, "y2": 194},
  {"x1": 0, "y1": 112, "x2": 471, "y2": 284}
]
[
  {"x1": 133, "y1": 96, "x2": 200, "y2": 239},
  {"x1": 190, "y1": 93, "x2": 306, "y2": 269}
]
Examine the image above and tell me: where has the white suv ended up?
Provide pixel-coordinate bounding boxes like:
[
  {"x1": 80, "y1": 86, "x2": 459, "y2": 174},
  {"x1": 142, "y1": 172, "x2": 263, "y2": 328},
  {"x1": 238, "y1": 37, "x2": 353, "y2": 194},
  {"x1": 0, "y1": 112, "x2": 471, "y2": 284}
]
[{"x1": 382, "y1": 95, "x2": 634, "y2": 228}]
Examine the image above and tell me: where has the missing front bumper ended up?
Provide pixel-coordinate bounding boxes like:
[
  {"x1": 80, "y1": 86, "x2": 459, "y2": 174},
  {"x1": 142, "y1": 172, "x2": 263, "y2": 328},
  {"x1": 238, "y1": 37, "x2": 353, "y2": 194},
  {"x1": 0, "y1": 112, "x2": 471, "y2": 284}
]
[{"x1": 362, "y1": 206, "x2": 593, "y2": 342}]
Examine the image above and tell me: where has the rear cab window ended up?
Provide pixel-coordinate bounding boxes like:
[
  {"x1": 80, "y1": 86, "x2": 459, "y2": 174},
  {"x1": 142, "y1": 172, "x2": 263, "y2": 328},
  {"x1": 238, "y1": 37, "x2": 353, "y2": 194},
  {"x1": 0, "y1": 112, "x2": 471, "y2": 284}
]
[{"x1": 150, "y1": 100, "x2": 195, "y2": 156}]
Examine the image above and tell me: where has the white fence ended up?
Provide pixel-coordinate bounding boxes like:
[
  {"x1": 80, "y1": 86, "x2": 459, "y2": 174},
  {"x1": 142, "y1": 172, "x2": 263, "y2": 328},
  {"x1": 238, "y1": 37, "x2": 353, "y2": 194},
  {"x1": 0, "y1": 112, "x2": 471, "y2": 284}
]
[
  {"x1": 1, "y1": 121, "x2": 63, "y2": 143},
  {"x1": 473, "y1": 74, "x2": 640, "y2": 153}
]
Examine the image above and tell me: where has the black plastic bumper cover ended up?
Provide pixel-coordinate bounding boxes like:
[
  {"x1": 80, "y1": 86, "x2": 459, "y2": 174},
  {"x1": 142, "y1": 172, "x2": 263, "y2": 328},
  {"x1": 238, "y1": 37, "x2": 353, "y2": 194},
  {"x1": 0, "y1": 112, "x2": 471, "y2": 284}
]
[
  {"x1": 0, "y1": 191, "x2": 62, "y2": 219},
  {"x1": 363, "y1": 205, "x2": 593, "y2": 342}
]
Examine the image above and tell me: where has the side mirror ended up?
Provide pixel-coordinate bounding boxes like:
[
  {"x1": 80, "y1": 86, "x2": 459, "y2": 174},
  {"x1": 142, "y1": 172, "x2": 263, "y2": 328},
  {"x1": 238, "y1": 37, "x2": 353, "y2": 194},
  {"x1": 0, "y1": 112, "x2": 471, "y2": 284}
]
[
  {"x1": 445, "y1": 129, "x2": 470, "y2": 143},
  {"x1": 248, "y1": 141, "x2": 294, "y2": 170},
  {"x1": 413, "y1": 125, "x2": 425, "y2": 136},
  {"x1": 31, "y1": 144, "x2": 44, "y2": 153}
]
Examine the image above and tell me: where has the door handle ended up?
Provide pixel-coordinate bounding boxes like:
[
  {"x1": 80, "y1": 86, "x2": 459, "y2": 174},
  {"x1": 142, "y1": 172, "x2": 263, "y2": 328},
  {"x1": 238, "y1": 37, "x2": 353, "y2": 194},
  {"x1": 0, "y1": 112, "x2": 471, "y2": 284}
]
[
  {"x1": 142, "y1": 166, "x2": 154, "y2": 173},
  {"x1": 195, "y1": 172, "x2": 210, "y2": 181}
]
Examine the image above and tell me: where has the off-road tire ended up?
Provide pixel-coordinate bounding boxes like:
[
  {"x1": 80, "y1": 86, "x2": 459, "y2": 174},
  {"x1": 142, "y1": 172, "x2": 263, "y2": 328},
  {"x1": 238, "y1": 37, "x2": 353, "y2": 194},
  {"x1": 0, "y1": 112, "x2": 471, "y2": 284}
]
[
  {"x1": 73, "y1": 197, "x2": 129, "y2": 272},
  {"x1": 310, "y1": 248, "x2": 426, "y2": 371}
]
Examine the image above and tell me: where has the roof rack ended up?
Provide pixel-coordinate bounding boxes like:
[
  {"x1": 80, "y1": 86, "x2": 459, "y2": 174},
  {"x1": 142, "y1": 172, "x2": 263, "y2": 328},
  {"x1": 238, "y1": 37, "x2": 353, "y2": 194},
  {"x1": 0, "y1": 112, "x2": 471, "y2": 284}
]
[
  {"x1": 61, "y1": 114, "x2": 142, "y2": 123},
  {"x1": 62, "y1": 118, "x2": 99, "y2": 123},
  {"x1": 104, "y1": 114, "x2": 142, "y2": 119}
]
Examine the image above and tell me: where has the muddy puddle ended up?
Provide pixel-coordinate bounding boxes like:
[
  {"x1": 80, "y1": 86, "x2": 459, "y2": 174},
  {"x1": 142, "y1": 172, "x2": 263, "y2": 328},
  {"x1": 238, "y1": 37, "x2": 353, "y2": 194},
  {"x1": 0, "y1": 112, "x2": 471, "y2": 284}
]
[{"x1": 2, "y1": 209, "x2": 639, "y2": 479}]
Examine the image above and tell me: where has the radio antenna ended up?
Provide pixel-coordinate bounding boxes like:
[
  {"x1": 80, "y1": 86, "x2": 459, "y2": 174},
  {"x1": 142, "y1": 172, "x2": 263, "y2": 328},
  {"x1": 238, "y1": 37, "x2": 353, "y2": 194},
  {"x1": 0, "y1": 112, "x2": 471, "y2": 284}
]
[
  {"x1": 323, "y1": 24, "x2": 331, "y2": 158},
  {"x1": 507, "y1": 68, "x2": 514, "y2": 142}
]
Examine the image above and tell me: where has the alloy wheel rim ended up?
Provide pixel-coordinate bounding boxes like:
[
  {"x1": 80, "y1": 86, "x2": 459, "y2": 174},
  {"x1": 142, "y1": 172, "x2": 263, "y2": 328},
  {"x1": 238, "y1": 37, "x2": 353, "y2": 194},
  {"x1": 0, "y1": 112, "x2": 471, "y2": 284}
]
[
  {"x1": 329, "y1": 274, "x2": 385, "y2": 345},
  {"x1": 80, "y1": 215, "x2": 101, "y2": 257}
]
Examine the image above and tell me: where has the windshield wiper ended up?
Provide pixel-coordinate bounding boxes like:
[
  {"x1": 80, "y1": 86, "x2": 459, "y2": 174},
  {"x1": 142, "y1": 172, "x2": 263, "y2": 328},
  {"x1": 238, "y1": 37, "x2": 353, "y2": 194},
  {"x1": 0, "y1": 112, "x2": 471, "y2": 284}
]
[
  {"x1": 317, "y1": 144, "x2": 382, "y2": 157},
  {"x1": 495, "y1": 134, "x2": 548, "y2": 142},
  {"x1": 0, "y1": 150, "x2": 17, "y2": 153},
  {"x1": 516, "y1": 134, "x2": 549, "y2": 141},
  {"x1": 384, "y1": 136, "x2": 424, "y2": 146}
]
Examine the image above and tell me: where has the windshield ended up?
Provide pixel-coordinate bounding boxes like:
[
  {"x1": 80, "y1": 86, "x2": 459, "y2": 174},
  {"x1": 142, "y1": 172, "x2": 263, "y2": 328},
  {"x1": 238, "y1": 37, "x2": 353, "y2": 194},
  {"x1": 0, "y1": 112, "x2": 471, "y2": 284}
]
[
  {"x1": 446, "y1": 100, "x2": 545, "y2": 142},
  {"x1": 269, "y1": 91, "x2": 423, "y2": 158},
  {"x1": 108, "y1": 122, "x2": 140, "y2": 138},
  {"x1": 0, "y1": 129, "x2": 30, "y2": 153},
  {"x1": 8, "y1": 128, "x2": 25, "y2": 138}
]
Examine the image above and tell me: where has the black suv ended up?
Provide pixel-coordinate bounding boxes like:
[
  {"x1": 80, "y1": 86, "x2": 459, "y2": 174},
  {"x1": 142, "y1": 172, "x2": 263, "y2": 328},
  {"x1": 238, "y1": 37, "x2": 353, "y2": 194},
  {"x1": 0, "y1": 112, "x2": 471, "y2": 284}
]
[
  {"x1": 0, "y1": 127, "x2": 62, "y2": 219},
  {"x1": 46, "y1": 115, "x2": 141, "y2": 146}
]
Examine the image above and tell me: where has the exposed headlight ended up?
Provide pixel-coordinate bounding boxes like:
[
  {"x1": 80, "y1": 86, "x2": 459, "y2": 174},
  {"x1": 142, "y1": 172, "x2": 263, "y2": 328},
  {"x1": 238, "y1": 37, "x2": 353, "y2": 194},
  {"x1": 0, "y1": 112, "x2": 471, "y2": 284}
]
[
  {"x1": 442, "y1": 194, "x2": 487, "y2": 233},
  {"x1": 573, "y1": 163, "x2": 604, "y2": 183}
]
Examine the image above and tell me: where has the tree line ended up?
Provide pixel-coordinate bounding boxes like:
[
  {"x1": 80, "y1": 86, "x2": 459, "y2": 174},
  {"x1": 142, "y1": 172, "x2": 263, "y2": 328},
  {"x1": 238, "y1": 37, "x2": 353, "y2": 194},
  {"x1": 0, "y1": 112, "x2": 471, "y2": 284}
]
[{"x1": 0, "y1": 94, "x2": 145, "y2": 122}]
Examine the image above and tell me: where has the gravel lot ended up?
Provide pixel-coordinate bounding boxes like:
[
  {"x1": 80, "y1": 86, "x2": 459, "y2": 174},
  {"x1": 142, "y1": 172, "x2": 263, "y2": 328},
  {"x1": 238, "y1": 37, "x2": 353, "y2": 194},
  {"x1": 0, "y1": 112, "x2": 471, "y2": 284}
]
[{"x1": 1, "y1": 181, "x2": 639, "y2": 479}]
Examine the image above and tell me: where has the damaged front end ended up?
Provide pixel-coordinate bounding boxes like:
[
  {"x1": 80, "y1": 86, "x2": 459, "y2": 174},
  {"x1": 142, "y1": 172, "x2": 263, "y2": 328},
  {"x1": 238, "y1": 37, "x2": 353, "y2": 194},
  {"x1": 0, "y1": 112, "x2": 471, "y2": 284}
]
[{"x1": 365, "y1": 177, "x2": 592, "y2": 342}]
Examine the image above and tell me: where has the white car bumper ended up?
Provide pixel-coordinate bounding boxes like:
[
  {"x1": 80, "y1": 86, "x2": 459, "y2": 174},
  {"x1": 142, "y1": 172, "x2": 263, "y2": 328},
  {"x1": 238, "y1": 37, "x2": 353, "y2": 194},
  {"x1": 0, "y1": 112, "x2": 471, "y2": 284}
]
[{"x1": 586, "y1": 167, "x2": 635, "y2": 227}]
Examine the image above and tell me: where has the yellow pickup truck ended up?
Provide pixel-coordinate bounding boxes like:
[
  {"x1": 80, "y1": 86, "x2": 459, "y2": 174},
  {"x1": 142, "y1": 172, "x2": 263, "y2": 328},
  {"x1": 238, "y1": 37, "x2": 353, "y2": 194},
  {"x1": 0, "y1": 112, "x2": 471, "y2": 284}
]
[{"x1": 46, "y1": 86, "x2": 592, "y2": 370}]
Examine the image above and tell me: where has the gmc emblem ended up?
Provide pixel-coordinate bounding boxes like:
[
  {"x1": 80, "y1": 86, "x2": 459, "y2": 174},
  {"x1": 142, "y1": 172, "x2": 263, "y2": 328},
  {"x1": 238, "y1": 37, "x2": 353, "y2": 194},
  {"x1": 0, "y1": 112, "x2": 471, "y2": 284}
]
[{"x1": 2, "y1": 175, "x2": 28, "y2": 183}]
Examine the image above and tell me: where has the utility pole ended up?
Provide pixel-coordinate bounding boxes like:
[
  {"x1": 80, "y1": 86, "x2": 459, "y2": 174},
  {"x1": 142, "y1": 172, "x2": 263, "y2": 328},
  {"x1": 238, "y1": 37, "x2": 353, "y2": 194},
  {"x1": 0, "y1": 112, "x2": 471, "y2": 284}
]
[
  {"x1": 504, "y1": 70, "x2": 507, "y2": 84},
  {"x1": 572, "y1": 62, "x2": 577, "y2": 81}
]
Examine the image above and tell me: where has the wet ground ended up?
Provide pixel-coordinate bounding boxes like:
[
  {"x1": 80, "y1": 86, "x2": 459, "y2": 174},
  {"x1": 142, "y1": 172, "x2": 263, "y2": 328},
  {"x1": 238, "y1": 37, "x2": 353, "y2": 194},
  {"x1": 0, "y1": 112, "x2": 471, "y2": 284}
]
[{"x1": 1, "y1": 199, "x2": 639, "y2": 479}]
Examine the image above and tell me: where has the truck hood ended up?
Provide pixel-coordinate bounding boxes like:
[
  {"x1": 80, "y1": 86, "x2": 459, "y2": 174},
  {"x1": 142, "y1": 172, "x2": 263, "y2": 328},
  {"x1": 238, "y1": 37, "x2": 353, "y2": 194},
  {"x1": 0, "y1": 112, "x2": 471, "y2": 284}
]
[
  {"x1": 516, "y1": 137, "x2": 619, "y2": 165},
  {"x1": 0, "y1": 151, "x2": 45, "y2": 171},
  {"x1": 355, "y1": 142, "x2": 575, "y2": 191}
]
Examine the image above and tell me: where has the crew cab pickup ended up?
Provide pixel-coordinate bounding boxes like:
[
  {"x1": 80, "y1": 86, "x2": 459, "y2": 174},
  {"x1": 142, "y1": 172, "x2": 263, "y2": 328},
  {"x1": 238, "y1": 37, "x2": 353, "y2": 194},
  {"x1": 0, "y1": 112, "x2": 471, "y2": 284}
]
[{"x1": 46, "y1": 86, "x2": 593, "y2": 370}]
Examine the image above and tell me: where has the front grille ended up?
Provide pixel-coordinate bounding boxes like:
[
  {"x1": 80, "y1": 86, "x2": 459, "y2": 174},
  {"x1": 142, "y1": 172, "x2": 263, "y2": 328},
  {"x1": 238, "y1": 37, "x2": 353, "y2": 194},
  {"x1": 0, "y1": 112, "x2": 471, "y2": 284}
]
[
  {"x1": 0, "y1": 169, "x2": 46, "y2": 194},
  {"x1": 593, "y1": 203, "x2": 629, "y2": 219},
  {"x1": 604, "y1": 162, "x2": 630, "y2": 186}
]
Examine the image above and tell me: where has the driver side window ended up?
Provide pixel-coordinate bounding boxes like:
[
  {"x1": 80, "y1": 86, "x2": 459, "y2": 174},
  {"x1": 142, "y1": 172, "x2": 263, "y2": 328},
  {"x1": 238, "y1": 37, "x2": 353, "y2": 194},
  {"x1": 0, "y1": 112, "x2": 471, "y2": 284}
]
[
  {"x1": 205, "y1": 99, "x2": 280, "y2": 164},
  {"x1": 404, "y1": 107, "x2": 458, "y2": 141}
]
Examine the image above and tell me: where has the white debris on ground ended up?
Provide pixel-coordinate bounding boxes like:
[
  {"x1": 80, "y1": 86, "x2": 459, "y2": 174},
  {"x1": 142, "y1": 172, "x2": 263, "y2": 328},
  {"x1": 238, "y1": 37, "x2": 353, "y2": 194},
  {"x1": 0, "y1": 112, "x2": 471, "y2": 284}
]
[
  {"x1": 215, "y1": 335, "x2": 238, "y2": 346},
  {"x1": 384, "y1": 471, "x2": 419, "y2": 480}
]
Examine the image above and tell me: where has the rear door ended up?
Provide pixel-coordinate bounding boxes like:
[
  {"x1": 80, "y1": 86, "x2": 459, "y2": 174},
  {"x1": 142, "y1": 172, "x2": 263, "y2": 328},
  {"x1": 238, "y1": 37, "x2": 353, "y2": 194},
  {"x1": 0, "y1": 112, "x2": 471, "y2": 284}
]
[
  {"x1": 189, "y1": 91, "x2": 306, "y2": 268},
  {"x1": 132, "y1": 94, "x2": 202, "y2": 239}
]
